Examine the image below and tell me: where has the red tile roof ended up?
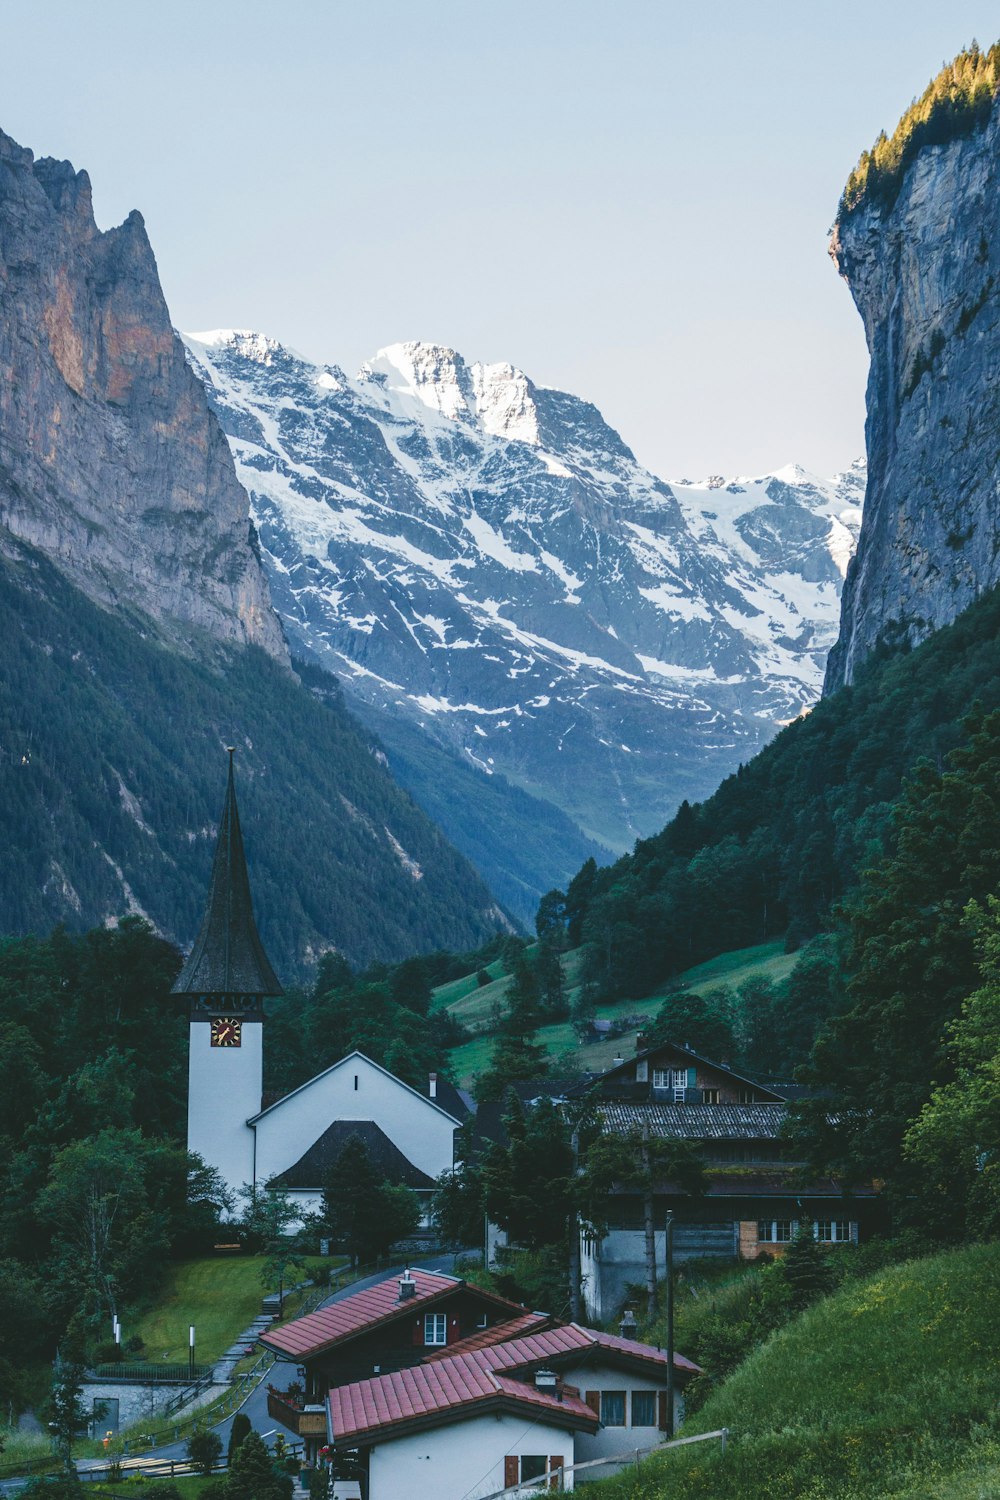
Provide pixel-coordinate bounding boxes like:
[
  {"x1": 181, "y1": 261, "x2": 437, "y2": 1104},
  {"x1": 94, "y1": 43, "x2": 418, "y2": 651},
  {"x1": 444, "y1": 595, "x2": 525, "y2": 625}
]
[
  {"x1": 421, "y1": 1311, "x2": 555, "y2": 1361},
  {"x1": 329, "y1": 1352, "x2": 596, "y2": 1446},
  {"x1": 328, "y1": 1321, "x2": 700, "y2": 1447},
  {"x1": 262, "y1": 1271, "x2": 526, "y2": 1360}
]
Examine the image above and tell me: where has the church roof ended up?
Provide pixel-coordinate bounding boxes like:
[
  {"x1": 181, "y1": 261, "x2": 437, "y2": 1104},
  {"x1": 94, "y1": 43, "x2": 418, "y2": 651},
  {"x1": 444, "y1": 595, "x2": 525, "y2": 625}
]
[
  {"x1": 171, "y1": 752, "x2": 282, "y2": 998},
  {"x1": 272, "y1": 1121, "x2": 437, "y2": 1191}
]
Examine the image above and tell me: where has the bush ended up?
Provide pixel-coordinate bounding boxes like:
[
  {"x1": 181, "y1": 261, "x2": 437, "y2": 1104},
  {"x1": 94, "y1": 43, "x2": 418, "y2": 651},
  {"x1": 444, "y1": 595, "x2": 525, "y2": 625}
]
[{"x1": 187, "y1": 1426, "x2": 223, "y2": 1476}]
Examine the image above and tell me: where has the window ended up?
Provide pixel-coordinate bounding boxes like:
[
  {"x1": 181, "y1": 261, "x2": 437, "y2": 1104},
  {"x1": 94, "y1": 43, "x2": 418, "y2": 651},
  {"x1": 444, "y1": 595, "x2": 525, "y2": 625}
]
[
  {"x1": 653, "y1": 1068, "x2": 687, "y2": 1100},
  {"x1": 424, "y1": 1313, "x2": 447, "y2": 1346},
  {"x1": 702, "y1": 1088, "x2": 720, "y2": 1105},
  {"x1": 757, "y1": 1220, "x2": 793, "y2": 1243},
  {"x1": 738, "y1": 1088, "x2": 755, "y2": 1103},
  {"x1": 815, "y1": 1220, "x2": 852, "y2": 1243},
  {"x1": 600, "y1": 1390, "x2": 626, "y2": 1426},
  {"x1": 519, "y1": 1456, "x2": 547, "y2": 1482},
  {"x1": 631, "y1": 1390, "x2": 657, "y2": 1426},
  {"x1": 476, "y1": 1313, "x2": 488, "y2": 1329}
]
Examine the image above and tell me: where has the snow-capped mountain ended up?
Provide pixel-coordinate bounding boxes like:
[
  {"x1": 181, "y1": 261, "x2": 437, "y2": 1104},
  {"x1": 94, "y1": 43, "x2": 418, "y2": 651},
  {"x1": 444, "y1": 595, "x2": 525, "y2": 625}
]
[{"x1": 184, "y1": 331, "x2": 863, "y2": 864}]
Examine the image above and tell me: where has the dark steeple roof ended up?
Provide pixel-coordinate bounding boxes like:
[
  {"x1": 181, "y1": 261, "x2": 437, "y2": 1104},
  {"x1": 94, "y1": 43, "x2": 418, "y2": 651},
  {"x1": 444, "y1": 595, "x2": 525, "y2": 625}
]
[{"x1": 171, "y1": 750, "x2": 283, "y2": 998}]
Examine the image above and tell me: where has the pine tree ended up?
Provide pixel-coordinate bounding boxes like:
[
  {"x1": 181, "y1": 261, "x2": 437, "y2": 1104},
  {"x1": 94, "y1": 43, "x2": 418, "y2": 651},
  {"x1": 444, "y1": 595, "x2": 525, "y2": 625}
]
[{"x1": 780, "y1": 1224, "x2": 834, "y2": 1310}]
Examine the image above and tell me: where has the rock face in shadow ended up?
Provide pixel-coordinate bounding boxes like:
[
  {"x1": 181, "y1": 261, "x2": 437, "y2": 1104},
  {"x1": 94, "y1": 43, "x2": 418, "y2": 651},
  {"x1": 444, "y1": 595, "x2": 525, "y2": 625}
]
[
  {"x1": 825, "y1": 101, "x2": 1000, "y2": 691},
  {"x1": 0, "y1": 128, "x2": 287, "y2": 661}
]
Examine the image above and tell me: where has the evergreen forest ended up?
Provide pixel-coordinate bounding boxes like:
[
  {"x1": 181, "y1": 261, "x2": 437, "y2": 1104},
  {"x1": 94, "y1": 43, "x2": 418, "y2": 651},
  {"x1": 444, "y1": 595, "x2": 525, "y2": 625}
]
[{"x1": 0, "y1": 537, "x2": 504, "y2": 975}]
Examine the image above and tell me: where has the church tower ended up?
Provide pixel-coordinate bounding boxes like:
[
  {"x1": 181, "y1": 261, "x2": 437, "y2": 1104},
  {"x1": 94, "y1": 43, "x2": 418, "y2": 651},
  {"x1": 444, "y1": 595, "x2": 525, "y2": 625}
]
[{"x1": 172, "y1": 749, "x2": 283, "y2": 1205}]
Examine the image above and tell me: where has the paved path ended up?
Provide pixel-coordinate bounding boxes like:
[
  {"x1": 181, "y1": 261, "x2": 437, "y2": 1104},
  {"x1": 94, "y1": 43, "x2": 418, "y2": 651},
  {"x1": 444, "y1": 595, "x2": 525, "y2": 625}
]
[{"x1": 213, "y1": 1312, "x2": 277, "y2": 1383}]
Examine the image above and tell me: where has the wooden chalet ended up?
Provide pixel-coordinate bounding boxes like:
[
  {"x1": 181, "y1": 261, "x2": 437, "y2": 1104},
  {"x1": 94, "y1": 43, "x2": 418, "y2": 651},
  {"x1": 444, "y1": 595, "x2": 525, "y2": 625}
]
[{"x1": 576, "y1": 1038, "x2": 885, "y2": 1318}]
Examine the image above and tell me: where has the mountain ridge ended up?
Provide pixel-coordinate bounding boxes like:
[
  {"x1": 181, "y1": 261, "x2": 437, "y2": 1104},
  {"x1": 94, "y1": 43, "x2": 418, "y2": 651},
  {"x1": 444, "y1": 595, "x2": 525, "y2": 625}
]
[{"x1": 185, "y1": 329, "x2": 863, "y2": 865}]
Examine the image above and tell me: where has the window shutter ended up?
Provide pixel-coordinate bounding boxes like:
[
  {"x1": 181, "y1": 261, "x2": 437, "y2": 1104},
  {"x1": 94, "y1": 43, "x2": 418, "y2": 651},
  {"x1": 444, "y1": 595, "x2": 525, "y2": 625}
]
[
  {"x1": 412, "y1": 1317, "x2": 422, "y2": 1346},
  {"x1": 658, "y1": 1390, "x2": 669, "y2": 1430},
  {"x1": 687, "y1": 1066, "x2": 697, "y2": 1086},
  {"x1": 504, "y1": 1455, "x2": 519, "y2": 1488},
  {"x1": 585, "y1": 1389, "x2": 600, "y2": 1416},
  {"x1": 548, "y1": 1456, "x2": 563, "y2": 1490}
]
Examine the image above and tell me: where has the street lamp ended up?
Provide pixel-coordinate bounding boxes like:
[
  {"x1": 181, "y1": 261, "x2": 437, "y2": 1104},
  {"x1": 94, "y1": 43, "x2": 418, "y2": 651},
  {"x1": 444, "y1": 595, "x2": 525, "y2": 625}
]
[
  {"x1": 665, "y1": 1210, "x2": 675, "y2": 1439},
  {"x1": 189, "y1": 1325, "x2": 196, "y2": 1379}
]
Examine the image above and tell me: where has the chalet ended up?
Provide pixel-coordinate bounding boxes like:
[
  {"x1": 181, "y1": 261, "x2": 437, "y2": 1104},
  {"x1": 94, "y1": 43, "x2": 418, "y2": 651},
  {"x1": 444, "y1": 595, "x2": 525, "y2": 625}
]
[
  {"x1": 262, "y1": 1267, "x2": 540, "y2": 1452},
  {"x1": 324, "y1": 1321, "x2": 699, "y2": 1498},
  {"x1": 174, "y1": 755, "x2": 466, "y2": 1220},
  {"x1": 576, "y1": 1039, "x2": 885, "y2": 1319}
]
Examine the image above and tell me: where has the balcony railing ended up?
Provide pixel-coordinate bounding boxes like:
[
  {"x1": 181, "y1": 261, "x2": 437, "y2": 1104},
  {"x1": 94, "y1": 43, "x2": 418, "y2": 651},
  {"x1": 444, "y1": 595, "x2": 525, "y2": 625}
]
[{"x1": 267, "y1": 1387, "x2": 328, "y2": 1437}]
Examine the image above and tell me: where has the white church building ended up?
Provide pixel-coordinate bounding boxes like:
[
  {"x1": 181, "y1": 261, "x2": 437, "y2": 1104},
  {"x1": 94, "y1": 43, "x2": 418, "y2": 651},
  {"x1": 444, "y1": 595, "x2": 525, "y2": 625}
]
[{"x1": 173, "y1": 753, "x2": 464, "y2": 1217}]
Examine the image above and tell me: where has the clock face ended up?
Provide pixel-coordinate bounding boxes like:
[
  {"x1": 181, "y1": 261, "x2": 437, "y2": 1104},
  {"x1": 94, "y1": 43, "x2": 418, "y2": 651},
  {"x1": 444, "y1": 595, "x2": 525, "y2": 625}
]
[{"x1": 210, "y1": 1017, "x2": 242, "y2": 1048}]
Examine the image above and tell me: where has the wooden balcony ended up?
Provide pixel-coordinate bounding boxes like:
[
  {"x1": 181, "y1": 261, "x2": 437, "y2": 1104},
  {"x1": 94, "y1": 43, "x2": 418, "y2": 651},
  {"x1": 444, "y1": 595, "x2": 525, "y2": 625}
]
[{"x1": 267, "y1": 1387, "x2": 328, "y2": 1437}]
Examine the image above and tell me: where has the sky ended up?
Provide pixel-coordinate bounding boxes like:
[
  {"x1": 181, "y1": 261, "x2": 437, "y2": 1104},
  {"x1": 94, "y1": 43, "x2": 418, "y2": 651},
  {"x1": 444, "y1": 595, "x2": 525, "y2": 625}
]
[{"x1": 0, "y1": 1, "x2": 997, "y2": 479}]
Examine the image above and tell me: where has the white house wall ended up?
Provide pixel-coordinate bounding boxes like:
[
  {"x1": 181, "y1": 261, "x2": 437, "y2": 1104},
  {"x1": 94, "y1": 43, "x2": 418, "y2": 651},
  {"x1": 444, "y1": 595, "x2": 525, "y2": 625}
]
[
  {"x1": 560, "y1": 1360, "x2": 683, "y2": 1476},
  {"x1": 253, "y1": 1054, "x2": 457, "y2": 1187},
  {"x1": 367, "y1": 1412, "x2": 576, "y2": 1500},
  {"x1": 188, "y1": 1021, "x2": 261, "y2": 1205}
]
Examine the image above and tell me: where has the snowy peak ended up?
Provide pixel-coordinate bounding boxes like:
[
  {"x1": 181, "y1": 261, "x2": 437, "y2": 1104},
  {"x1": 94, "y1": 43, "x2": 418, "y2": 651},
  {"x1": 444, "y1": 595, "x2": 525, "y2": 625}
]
[
  {"x1": 362, "y1": 341, "x2": 543, "y2": 447},
  {"x1": 184, "y1": 327, "x2": 863, "y2": 859}
]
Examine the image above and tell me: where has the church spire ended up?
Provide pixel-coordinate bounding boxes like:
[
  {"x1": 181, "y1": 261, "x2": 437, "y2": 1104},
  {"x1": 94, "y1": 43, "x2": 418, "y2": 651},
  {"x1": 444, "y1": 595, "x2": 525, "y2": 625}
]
[{"x1": 172, "y1": 749, "x2": 283, "y2": 999}]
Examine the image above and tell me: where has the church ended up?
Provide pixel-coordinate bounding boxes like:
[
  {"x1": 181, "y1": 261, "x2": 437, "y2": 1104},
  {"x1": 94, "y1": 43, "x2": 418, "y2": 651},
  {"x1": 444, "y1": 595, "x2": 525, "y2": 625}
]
[{"x1": 173, "y1": 752, "x2": 465, "y2": 1219}]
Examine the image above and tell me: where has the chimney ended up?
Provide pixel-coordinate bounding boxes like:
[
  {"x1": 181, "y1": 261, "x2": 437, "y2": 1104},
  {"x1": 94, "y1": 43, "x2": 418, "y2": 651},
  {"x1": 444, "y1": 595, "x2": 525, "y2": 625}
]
[
  {"x1": 636, "y1": 1032, "x2": 647, "y2": 1053},
  {"x1": 398, "y1": 1270, "x2": 416, "y2": 1301},
  {"x1": 619, "y1": 1307, "x2": 638, "y2": 1340},
  {"x1": 534, "y1": 1369, "x2": 558, "y2": 1398},
  {"x1": 429, "y1": 1072, "x2": 438, "y2": 1100}
]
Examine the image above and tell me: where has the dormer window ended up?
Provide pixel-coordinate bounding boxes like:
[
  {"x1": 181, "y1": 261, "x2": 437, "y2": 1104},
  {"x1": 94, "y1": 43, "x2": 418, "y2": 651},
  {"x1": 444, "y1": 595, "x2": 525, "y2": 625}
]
[{"x1": 424, "y1": 1313, "x2": 447, "y2": 1346}]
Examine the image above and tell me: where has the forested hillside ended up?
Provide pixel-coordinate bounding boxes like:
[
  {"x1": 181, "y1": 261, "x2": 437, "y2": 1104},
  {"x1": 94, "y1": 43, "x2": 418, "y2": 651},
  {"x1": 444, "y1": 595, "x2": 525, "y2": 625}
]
[
  {"x1": 560, "y1": 580, "x2": 1000, "y2": 1005},
  {"x1": 0, "y1": 536, "x2": 506, "y2": 973}
]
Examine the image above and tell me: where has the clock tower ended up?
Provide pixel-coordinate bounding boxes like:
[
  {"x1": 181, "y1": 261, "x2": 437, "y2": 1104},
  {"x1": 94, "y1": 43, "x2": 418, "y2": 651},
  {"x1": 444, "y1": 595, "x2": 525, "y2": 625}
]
[{"x1": 172, "y1": 749, "x2": 283, "y2": 1206}]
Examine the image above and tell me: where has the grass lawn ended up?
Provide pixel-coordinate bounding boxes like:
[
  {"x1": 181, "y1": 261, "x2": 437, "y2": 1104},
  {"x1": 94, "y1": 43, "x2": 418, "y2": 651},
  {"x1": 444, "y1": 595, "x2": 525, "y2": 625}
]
[
  {"x1": 590, "y1": 1242, "x2": 1000, "y2": 1500},
  {"x1": 667, "y1": 939, "x2": 798, "y2": 995},
  {"x1": 431, "y1": 957, "x2": 506, "y2": 1012},
  {"x1": 129, "y1": 1257, "x2": 269, "y2": 1364}
]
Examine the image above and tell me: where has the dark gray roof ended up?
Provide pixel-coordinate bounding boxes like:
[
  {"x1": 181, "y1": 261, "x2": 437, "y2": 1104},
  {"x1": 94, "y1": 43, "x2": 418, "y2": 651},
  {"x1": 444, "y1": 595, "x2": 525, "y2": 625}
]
[
  {"x1": 273, "y1": 1121, "x2": 437, "y2": 1190},
  {"x1": 599, "y1": 1102, "x2": 788, "y2": 1141},
  {"x1": 431, "y1": 1075, "x2": 473, "y2": 1122},
  {"x1": 171, "y1": 753, "x2": 282, "y2": 998}
]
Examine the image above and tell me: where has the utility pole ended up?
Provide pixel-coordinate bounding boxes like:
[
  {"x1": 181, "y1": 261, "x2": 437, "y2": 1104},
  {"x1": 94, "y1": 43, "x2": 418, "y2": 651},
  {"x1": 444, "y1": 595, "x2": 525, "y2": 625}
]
[
  {"x1": 569, "y1": 1126, "x2": 582, "y2": 1322},
  {"x1": 665, "y1": 1210, "x2": 675, "y2": 1439},
  {"x1": 188, "y1": 1325, "x2": 195, "y2": 1380}
]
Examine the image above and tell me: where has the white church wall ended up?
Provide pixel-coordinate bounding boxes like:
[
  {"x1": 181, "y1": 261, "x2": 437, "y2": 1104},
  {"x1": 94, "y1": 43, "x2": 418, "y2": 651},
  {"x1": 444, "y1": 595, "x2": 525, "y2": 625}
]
[
  {"x1": 188, "y1": 1021, "x2": 261, "y2": 1204},
  {"x1": 252, "y1": 1053, "x2": 457, "y2": 1187}
]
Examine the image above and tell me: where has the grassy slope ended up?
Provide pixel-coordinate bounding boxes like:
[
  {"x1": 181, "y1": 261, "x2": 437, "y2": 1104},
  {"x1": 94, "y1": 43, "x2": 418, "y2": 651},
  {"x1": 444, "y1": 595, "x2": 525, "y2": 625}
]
[
  {"x1": 128, "y1": 1256, "x2": 334, "y2": 1364},
  {"x1": 593, "y1": 1243, "x2": 1000, "y2": 1500},
  {"x1": 441, "y1": 941, "x2": 797, "y2": 1087}
]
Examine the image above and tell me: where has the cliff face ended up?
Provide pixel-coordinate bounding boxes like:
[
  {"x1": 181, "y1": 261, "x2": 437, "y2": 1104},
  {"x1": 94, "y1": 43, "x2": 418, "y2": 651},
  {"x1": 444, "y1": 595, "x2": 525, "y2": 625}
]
[
  {"x1": 825, "y1": 101, "x2": 1000, "y2": 691},
  {"x1": 0, "y1": 129, "x2": 286, "y2": 660}
]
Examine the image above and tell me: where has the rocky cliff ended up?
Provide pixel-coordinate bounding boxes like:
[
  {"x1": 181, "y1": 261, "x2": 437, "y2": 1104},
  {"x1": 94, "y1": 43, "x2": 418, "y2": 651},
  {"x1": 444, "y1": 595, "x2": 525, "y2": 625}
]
[
  {"x1": 825, "y1": 90, "x2": 1000, "y2": 690},
  {"x1": 0, "y1": 129, "x2": 286, "y2": 660}
]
